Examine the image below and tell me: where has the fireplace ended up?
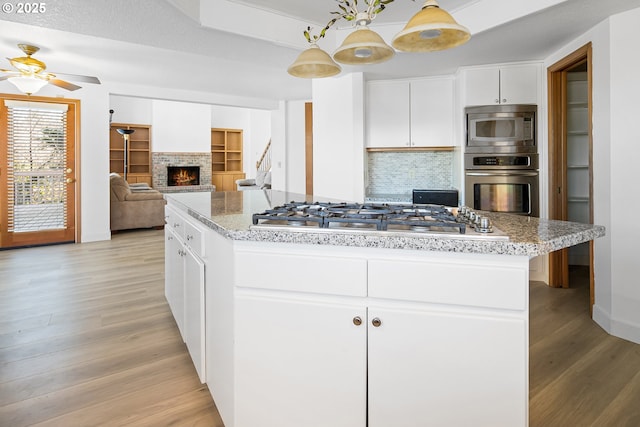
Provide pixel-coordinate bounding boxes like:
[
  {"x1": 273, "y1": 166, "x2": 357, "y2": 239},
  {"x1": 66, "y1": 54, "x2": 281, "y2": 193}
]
[{"x1": 167, "y1": 166, "x2": 200, "y2": 186}]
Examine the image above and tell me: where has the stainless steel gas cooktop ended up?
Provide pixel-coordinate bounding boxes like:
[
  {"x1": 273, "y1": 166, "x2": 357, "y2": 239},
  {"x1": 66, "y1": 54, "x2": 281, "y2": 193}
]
[{"x1": 251, "y1": 202, "x2": 509, "y2": 240}]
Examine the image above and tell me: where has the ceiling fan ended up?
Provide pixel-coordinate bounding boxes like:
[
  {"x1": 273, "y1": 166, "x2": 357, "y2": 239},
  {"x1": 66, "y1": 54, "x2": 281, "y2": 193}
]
[{"x1": 0, "y1": 43, "x2": 101, "y2": 95}]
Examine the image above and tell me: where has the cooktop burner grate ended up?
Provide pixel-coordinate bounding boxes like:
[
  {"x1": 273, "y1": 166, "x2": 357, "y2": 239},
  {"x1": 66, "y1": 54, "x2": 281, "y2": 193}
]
[{"x1": 252, "y1": 202, "x2": 467, "y2": 233}]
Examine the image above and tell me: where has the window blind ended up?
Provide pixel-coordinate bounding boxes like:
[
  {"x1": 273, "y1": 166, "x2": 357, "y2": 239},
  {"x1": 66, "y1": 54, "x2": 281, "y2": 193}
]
[{"x1": 4, "y1": 100, "x2": 69, "y2": 232}]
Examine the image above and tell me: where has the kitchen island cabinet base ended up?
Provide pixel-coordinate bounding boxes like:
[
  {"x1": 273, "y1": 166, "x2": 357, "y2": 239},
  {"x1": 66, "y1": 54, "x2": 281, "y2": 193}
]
[{"x1": 206, "y1": 240, "x2": 529, "y2": 427}]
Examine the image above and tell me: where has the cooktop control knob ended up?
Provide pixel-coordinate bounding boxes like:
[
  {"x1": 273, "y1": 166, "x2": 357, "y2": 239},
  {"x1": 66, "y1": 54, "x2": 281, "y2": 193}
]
[{"x1": 475, "y1": 216, "x2": 494, "y2": 233}]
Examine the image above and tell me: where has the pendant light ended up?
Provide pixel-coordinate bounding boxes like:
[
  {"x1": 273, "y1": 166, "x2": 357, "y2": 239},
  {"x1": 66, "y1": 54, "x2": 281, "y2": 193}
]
[
  {"x1": 287, "y1": 44, "x2": 341, "y2": 78},
  {"x1": 392, "y1": 0, "x2": 470, "y2": 52},
  {"x1": 333, "y1": 12, "x2": 394, "y2": 65}
]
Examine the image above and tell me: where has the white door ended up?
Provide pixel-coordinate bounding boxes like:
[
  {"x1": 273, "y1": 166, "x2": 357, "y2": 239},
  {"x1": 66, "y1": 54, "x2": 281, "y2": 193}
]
[
  {"x1": 368, "y1": 306, "x2": 527, "y2": 427},
  {"x1": 235, "y1": 294, "x2": 367, "y2": 427}
]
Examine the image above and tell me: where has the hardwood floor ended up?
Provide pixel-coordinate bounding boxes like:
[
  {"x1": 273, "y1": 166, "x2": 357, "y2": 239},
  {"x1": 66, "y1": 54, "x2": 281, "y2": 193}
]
[
  {"x1": 0, "y1": 229, "x2": 223, "y2": 427},
  {"x1": 1, "y1": 231, "x2": 639, "y2": 426},
  {"x1": 529, "y1": 267, "x2": 640, "y2": 426}
]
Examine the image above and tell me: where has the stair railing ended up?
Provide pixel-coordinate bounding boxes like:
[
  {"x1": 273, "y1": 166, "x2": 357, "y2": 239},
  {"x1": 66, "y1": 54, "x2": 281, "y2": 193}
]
[{"x1": 256, "y1": 139, "x2": 271, "y2": 172}]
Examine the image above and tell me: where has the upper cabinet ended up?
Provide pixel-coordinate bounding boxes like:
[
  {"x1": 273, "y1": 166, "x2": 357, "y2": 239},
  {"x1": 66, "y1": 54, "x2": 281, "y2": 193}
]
[
  {"x1": 366, "y1": 77, "x2": 455, "y2": 148},
  {"x1": 462, "y1": 64, "x2": 540, "y2": 107}
]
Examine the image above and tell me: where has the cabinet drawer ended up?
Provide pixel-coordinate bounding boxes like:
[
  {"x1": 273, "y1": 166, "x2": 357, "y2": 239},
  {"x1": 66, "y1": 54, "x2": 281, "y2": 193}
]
[
  {"x1": 368, "y1": 260, "x2": 526, "y2": 311},
  {"x1": 165, "y1": 207, "x2": 185, "y2": 239},
  {"x1": 184, "y1": 221, "x2": 205, "y2": 258},
  {"x1": 235, "y1": 250, "x2": 367, "y2": 296}
]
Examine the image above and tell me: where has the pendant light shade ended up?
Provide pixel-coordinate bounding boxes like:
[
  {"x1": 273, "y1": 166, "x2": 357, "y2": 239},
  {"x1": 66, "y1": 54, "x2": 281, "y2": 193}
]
[
  {"x1": 334, "y1": 26, "x2": 395, "y2": 65},
  {"x1": 392, "y1": 0, "x2": 470, "y2": 52},
  {"x1": 287, "y1": 44, "x2": 341, "y2": 79},
  {"x1": 8, "y1": 75, "x2": 48, "y2": 95}
]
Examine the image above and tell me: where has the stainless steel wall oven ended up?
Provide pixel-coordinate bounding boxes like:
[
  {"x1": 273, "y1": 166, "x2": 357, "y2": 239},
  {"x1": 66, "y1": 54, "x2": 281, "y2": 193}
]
[
  {"x1": 464, "y1": 153, "x2": 539, "y2": 216},
  {"x1": 464, "y1": 103, "x2": 539, "y2": 217}
]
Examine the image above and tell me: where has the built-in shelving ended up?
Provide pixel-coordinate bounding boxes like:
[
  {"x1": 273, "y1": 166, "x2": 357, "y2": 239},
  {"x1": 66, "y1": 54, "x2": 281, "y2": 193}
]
[
  {"x1": 109, "y1": 123, "x2": 152, "y2": 185},
  {"x1": 566, "y1": 71, "x2": 590, "y2": 265},
  {"x1": 211, "y1": 128, "x2": 245, "y2": 191}
]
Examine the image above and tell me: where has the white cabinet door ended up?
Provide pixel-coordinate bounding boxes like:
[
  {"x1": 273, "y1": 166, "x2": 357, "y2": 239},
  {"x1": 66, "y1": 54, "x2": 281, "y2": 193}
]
[
  {"x1": 464, "y1": 65, "x2": 538, "y2": 106},
  {"x1": 411, "y1": 78, "x2": 454, "y2": 146},
  {"x1": 500, "y1": 65, "x2": 539, "y2": 105},
  {"x1": 368, "y1": 306, "x2": 527, "y2": 427},
  {"x1": 235, "y1": 294, "x2": 367, "y2": 427},
  {"x1": 464, "y1": 67, "x2": 500, "y2": 106},
  {"x1": 184, "y1": 246, "x2": 206, "y2": 383},
  {"x1": 366, "y1": 81, "x2": 411, "y2": 148},
  {"x1": 165, "y1": 228, "x2": 185, "y2": 339},
  {"x1": 367, "y1": 78, "x2": 455, "y2": 147}
]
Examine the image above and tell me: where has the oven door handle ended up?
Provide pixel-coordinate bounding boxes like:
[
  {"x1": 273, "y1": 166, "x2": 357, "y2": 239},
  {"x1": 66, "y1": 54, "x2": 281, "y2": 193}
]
[{"x1": 465, "y1": 171, "x2": 539, "y2": 177}]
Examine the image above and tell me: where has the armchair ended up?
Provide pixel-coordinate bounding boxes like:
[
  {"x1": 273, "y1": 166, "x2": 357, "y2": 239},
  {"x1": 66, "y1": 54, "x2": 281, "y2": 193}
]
[{"x1": 110, "y1": 173, "x2": 166, "y2": 231}]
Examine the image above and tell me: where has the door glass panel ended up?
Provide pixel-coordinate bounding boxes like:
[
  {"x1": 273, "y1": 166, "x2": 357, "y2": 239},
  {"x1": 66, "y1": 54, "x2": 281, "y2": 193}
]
[{"x1": 6, "y1": 102, "x2": 69, "y2": 232}]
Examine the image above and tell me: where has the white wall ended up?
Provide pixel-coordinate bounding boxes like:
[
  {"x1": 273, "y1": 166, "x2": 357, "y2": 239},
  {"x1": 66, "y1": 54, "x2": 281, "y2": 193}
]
[
  {"x1": 607, "y1": 7, "x2": 640, "y2": 343},
  {"x1": 152, "y1": 100, "x2": 211, "y2": 152},
  {"x1": 312, "y1": 73, "x2": 366, "y2": 202},
  {"x1": 109, "y1": 96, "x2": 152, "y2": 125},
  {"x1": 544, "y1": 6, "x2": 640, "y2": 344}
]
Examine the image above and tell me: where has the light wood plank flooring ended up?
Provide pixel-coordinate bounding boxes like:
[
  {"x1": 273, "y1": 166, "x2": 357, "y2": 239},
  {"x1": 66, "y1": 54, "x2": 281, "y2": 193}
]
[
  {"x1": 1, "y1": 231, "x2": 639, "y2": 426},
  {"x1": 0, "y1": 229, "x2": 223, "y2": 427}
]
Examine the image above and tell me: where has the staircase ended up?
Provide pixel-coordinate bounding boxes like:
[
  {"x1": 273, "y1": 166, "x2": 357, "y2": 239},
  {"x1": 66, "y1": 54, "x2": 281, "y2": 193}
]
[{"x1": 256, "y1": 139, "x2": 271, "y2": 173}]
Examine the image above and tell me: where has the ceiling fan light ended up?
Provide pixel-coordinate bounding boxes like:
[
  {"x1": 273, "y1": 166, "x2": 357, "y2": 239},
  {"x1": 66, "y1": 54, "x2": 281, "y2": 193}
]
[
  {"x1": 333, "y1": 27, "x2": 395, "y2": 65},
  {"x1": 8, "y1": 75, "x2": 48, "y2": 95},
  {"x1": 392, "y1": 0, "x2": 470, "y2": 52},
  {"x1": 287, "y1": 44, "x2": 341, "y2": 79}
]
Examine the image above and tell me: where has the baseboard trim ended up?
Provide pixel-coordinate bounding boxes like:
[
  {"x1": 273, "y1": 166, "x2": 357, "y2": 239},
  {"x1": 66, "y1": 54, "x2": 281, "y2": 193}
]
[{"x1": 593, "y1": 304, "x2": 640, "y2": 345}]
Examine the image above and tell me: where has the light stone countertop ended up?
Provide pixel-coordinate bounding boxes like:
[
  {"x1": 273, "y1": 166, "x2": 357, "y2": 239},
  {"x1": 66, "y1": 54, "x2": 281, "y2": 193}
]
[{"x1": 165, "y1": 190, "x2": 605, "y2": 257}]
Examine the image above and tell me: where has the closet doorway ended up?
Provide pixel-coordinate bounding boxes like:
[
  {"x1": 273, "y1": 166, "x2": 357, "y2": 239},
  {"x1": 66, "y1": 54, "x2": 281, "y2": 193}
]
[{"x1": 547, "y1": 43, "x2": 594, "y2": 310}]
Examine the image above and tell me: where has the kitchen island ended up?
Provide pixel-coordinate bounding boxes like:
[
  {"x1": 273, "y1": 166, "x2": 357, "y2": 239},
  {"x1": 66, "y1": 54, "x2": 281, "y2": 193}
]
[{"x1": 164, "y1": 190, "x2": 605, "y2": 427}]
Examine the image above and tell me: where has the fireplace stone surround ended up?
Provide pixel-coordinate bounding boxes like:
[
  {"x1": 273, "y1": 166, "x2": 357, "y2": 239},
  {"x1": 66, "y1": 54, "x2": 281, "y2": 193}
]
[{"x1": 152, "y1": 152, "x2": 216, "y2": 192}]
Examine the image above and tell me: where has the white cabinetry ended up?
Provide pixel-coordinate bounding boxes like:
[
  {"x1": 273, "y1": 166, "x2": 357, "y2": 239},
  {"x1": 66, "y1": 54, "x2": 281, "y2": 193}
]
[
  {"x1": 367, "y1": 77, "x2": 454, "y2": 148},
  {"x1": 235, "y1": 295, "x2": 367, "y2": 427},
  {"x1": 463, "y1": 64, "x2": 539, "y2": 106},
  {"x1": 232, "y1": 244, "x2": 529, "y2": 427},
  {"x1": 164, "y1": 205, "x2": 206, "y2": 383}
]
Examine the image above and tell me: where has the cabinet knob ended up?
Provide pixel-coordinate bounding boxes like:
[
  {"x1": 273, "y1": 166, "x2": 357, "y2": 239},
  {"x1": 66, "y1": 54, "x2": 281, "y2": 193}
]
[
  {"x1": 353, "y1": 316, "x2": 362, "y2": 326},
  {"x1": 495, "y1": 99, "x2": 500, "y2": 103},
  {"x1": 502, "y1": 99, "x2": 507, "y2": 103},
  {"x1": 186, "y1": 234, "x2": 193, "y2": 241},
  {"x1": 167, "y1": 236, "x2": 173, "y2": 241},
  {"x1": 173, "y1": 223, "x2": 180, "y2": 227},
  {"x1": 371, "y1": 318, "x2": 382, "y2": 327}
]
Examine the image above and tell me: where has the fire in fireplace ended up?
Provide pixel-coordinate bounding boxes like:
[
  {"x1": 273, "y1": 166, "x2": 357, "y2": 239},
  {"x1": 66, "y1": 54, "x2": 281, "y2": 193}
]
[{"x1": 167, "y1": 166, "x2": 200, "y2": 186}]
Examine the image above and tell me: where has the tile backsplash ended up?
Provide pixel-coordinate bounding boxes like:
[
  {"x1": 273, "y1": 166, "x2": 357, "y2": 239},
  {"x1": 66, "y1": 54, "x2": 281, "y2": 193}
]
[{"x1": 367, "y1": 151, "x2": 454, "y2": 196}]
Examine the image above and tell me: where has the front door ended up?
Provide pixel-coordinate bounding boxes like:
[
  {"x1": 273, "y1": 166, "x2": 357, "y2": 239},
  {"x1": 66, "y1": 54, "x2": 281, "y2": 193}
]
[{"x1": 0, "y1": 95, "x2": 79, "y2": 248}]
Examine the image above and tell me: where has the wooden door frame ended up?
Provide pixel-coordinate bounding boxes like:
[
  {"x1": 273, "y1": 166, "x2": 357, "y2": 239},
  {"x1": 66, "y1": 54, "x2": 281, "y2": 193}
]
[
  {"x1": 0, "y1": 93, "x2": 81, "y2": 247},
  {"x1": 305, "y1": 102, "x2": 313, "y2": 196},
  {"x1": 547, "y1": 44, "x2": 594, "y2": 306}
]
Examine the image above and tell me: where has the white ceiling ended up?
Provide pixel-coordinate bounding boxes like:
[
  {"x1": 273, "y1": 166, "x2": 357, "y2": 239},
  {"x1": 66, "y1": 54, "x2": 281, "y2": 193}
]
[
  {"x1": 225, "y1": 0, "x2": 473, "y2": 27},
  {"x1": 1, "y1": 0, "x2": 640, "y2": 107}
]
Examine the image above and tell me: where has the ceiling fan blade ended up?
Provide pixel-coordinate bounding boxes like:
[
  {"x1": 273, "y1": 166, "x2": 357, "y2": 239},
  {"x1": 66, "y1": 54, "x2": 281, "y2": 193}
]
[
  {"x1": 50, "y1": 72, "x2": 100, "y2": 84},
  {"x1": 48, "y1": 78, "x2": 82, "y2": 91}
]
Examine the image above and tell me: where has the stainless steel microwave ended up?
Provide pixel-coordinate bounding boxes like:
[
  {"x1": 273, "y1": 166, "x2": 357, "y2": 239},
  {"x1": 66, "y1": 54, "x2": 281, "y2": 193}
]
[{"x1": 465, "y1": 105, "x2": 536, "y2": 153}]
